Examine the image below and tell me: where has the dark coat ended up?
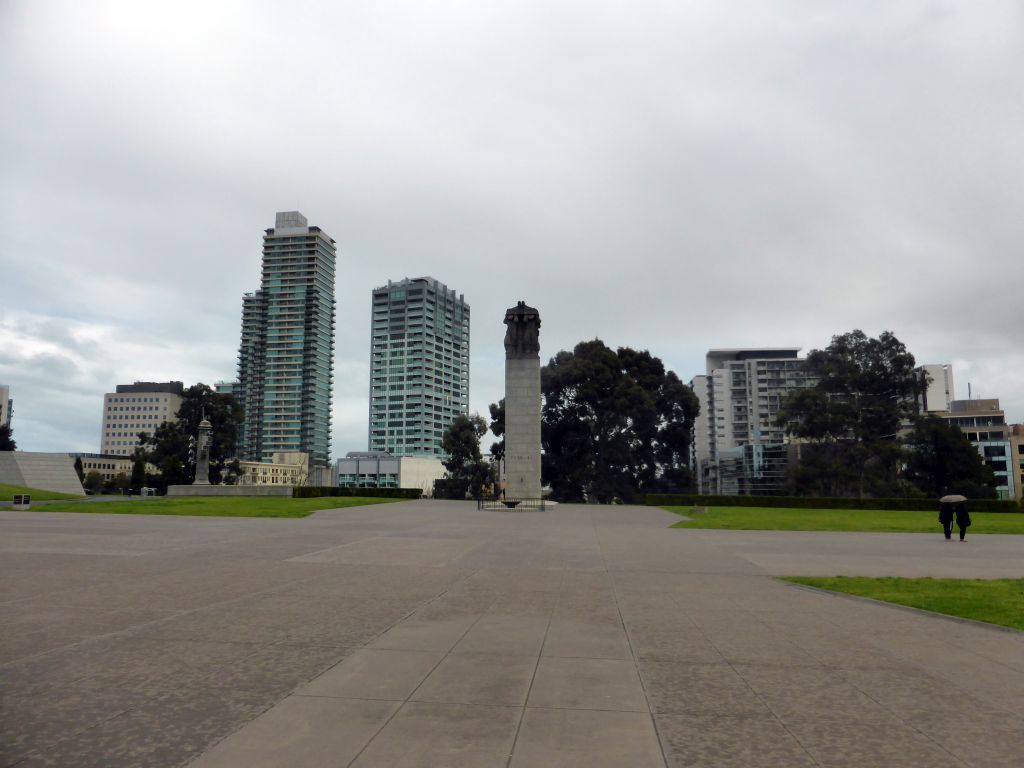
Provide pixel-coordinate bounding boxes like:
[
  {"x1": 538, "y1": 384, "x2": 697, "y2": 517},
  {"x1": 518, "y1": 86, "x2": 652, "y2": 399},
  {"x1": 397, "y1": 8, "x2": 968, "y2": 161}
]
[
  {"x1": 939, "y1": 503, "x2": 954, "y2": 525},
  {"x1": 954, "y1": 502, "x2": 971, "y2": 528}
]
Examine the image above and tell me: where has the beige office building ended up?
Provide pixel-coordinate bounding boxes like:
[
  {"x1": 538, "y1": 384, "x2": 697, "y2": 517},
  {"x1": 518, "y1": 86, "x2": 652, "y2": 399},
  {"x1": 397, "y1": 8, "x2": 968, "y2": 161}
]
[
  {"x1": 100, "y1": 381, "x2": 184, "y2": 456},
  {"x1": 238, "y1": 451, "x2": 309, "y2": 486},
  {"x1": 74, "y1": 454, "x2": 158, "y2": 482}
]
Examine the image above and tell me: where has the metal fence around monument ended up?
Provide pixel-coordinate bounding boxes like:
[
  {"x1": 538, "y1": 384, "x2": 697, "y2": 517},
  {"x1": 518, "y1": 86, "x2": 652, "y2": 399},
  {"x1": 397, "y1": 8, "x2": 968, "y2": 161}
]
[{"x1": 476, "y1": 498, "x2": 547, "y2": 511}]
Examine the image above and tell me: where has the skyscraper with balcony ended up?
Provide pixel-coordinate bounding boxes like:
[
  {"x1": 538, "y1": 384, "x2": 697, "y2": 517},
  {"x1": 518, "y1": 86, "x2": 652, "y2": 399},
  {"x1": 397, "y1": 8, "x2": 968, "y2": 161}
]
[
  {"x1": 368, "y1": 277, "x2": 469, "y2": 457},
  {"x1": 236, "y1": 211, "x2": 336, "y2": 467}
]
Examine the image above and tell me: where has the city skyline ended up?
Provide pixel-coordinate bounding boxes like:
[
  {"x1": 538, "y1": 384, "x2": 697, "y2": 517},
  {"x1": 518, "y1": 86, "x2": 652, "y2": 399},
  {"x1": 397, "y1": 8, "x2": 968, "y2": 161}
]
[{"x1": 2, "y1": 2, "x2": 1022, "y2": 455}]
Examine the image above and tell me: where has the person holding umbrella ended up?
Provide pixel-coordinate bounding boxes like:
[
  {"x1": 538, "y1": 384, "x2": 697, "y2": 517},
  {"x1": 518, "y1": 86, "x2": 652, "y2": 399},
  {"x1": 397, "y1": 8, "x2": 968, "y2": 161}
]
[{"x1": 939, "y1": 494, "x2": 970, "y2": 541}]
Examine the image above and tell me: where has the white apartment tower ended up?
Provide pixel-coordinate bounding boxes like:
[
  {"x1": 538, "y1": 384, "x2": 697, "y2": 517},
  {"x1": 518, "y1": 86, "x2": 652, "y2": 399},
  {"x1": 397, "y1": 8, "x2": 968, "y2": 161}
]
[
  {"x1": 368, "y1": 277, "x2": 469, "y2": 457},
  {"x1": 918, "y1": 363, "x2": 956, "y2": 413},
  {"x1": 691, "y1": 349, "x2": 815, "y2": 494}
]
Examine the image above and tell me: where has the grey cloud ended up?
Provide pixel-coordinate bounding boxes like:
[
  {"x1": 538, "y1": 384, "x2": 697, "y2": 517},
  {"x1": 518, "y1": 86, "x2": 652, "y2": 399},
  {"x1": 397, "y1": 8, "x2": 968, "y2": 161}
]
[{"x1": 2, "y1": 0, "x2": 1022, "y2": 453}]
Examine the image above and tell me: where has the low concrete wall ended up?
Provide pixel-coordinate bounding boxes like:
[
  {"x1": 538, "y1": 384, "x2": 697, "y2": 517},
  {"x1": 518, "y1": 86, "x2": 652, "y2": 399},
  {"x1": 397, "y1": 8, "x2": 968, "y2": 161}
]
[{"x1": 166, "y1": 485, "x2": 292, "y2": 497}]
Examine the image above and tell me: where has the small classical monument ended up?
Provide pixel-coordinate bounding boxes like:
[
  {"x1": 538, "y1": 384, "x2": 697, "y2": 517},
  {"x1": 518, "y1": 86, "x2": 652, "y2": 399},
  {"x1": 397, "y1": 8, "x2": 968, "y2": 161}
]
[
  {"x1": 503, "y1": 301, "x2": 542, "y2": 500},
  {"x1": 193, "y1": 416, "x2": 212, "y2": 486}
]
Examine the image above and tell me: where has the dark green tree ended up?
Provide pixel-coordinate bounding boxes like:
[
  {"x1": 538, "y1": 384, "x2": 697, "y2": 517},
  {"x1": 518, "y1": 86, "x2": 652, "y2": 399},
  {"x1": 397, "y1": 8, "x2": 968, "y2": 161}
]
[
  {"x1": 112, "y1": 471, "x2": 131, "y2": 494},
  {"x1": 904, "y1": 415, "x2": 998, "y2": 499},
  {"x1": 130, "y1": 449, "x2": 147, "y2": 493},
  {"x1": 73, "y1": 456, "x2": 85, "y2": 483},
  {"x1": 777, "y1": 330, "x2": 925, "y2": 498},
  {"x1": 541, "y1": 340, "x2": 700, "y2": 503},
  {"x1": 487, "y1": 399, "x2": 505, "y2": 461},
  {"x1": 83, "y1": 470, "x2": 104, "y2": 494},
  {"x1": 441, "y1": 413, "x2": 495, "y2": 498},
  {"x1": 141, "y1": 384, "x2": 242, "y2": 485},
  {"x1": 0, "y1": 423, "x2": 16, "y2": 451}
]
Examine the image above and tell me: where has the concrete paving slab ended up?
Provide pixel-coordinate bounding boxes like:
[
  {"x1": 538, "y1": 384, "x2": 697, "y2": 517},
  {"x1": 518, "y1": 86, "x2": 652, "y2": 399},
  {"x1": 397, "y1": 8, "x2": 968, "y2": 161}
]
[
  {"x1": 510, "y1": 708, "x2": 664, "y2": 768},
  {"x1": 348, "y1": 702, "x2": 520, "y2": 768},
  {"x1": 296, "y1": 648, "x2": 443, "y2": 701},
  {"x1": 655, "y1": 713, "x2": 817, "y2": 768},
  {"x1": 528, "y1": 657, "x2": 648, "y2": 712},
  {"x1": 187, "y1": 696, "x2": 398, "y2": 768},
  {"x1": 542, "y1": 619, "x2": 632, "y2": 659},
  {"x1": 410, "y1": 652, "x2": 538, "y2": 707}
]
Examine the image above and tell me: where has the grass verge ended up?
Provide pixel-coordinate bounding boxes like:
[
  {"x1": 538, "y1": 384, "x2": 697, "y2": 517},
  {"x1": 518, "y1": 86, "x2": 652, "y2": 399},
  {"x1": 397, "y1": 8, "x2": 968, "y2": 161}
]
[
  {"x1": 784, "y1": 576, "x2": 1024, "y2": 631},
  {"x1": 664, "y1": 506, "x2": 1024, "y2": 534},
  {"x1": 0, "y1": 483, "x2": 84, "y2": 502},
  {"x1": 19, "y1": 495, "x2": 404, "y2": 518}
]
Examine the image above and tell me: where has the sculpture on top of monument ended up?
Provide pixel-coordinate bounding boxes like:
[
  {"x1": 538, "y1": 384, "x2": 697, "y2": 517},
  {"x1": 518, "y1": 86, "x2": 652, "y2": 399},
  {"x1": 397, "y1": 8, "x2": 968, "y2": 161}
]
[{"x1": 503, "y1": 301, "x2": 541, "y2": 358}]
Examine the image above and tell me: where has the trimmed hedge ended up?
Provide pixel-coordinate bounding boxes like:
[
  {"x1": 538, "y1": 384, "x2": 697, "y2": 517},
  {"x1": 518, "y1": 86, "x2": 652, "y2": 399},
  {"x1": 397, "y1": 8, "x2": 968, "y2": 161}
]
[
  {"x1": 293, "y1": 486, "x2": 422, "y2": 499},
  {"x1": 433, "y1": 478, "x2": 470, "y2": 500},
  {"x1": 646, "y1": 493, "x2": 1022, "y2": 513}
]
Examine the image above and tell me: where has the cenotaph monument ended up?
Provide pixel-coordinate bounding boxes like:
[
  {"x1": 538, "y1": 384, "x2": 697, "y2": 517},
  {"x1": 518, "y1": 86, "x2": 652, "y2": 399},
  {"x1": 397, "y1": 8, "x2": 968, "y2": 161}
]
[
  {"x1": 193, "y1": 416, "x2": 212, "y2": 486},
  {"x1": 503, "y1": 301, "x2": 542, "y2": 500}
]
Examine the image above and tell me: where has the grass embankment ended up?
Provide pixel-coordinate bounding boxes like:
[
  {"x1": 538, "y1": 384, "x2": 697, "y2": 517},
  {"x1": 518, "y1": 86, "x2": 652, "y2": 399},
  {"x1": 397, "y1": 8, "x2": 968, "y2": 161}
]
[
  {"x1": 785, "y1": 576, "x2": 1024, "y2": 631},
  {"x1": 0, "y1": 483, "x2": 84, "y2": 501},
  {"x1": 26, "y1": 496, "x2": 403, "y2": 518},
  {"x1": 664, "y1": 506, "x2": 1024, "y2": 534}
]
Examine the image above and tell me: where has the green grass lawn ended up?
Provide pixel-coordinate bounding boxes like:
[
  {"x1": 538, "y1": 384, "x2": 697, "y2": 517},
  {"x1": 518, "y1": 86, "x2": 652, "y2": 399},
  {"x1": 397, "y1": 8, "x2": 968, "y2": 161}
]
[
  {"x1": 0, "y1": 483, "x2": 84, "y2": 502},
  {"x1": 664, "y1": 505, "x2": 1024, "y2": 534},
  {"x1": 20, "y1": 495, "x2": 404, "y2": 518},
  {"x1": 784, "y1": 576, "x2": 1024, "y2": 631}
]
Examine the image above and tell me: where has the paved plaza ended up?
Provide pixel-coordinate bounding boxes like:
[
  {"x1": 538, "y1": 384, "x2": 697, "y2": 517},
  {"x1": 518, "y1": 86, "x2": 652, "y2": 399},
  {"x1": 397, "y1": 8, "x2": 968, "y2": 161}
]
[{"x1": 2, "y1": 501, "x2": 1023, "y2": 767}]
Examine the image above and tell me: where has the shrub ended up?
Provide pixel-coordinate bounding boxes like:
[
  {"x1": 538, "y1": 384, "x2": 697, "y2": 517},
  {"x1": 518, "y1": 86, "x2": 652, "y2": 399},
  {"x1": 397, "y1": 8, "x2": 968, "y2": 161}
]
[
  {"x1": 433, "y1": 478, "x2": 470, "y2": 500},
  {"x1": 293, "y1": 486, "x2": 421, "y2": 499}
]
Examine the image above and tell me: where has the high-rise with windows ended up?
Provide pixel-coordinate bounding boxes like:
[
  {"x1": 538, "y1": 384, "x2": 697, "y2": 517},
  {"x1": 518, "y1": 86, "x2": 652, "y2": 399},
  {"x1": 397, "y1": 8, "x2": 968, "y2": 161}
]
[
  {"x1": 691, "y1": 348, "x2": 815, "y2": 494},
  {"x1": 368, "y1": 277, "x2": 469, "y2": 456},
  {"x1": 236, "y1": 211, "x2": 336, "y2": 467},
  {"x1": 100, "y1": 381, "x2": 183, "y2": 455}
]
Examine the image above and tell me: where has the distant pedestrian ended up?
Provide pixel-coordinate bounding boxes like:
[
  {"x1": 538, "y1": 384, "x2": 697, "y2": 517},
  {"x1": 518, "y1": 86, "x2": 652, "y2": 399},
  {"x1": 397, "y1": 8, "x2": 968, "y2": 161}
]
[
  {"x1": 955, "y1": 501, "x2": 971, "y2": 542},
  {"x1": 938, "y1": 500, "x2": 954, "y2": 540},
  {"x1": 939, "y1": 494, "x2": 969, "y2": 542}
]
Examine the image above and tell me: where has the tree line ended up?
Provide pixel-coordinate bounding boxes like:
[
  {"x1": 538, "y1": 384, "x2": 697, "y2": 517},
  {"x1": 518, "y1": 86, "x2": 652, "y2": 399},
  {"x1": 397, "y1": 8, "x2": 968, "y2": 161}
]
[{"x1": 442, "y1": 330, "x2": 997, "y2": 503}]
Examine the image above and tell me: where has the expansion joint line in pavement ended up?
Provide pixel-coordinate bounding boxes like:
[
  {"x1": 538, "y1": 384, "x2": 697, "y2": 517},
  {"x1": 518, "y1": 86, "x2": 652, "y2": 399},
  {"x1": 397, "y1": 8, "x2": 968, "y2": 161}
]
[
  {"x1": 341, "y1": 584, "x2": 497, "y2": 768},
  {"x1": 591, "y1": 511, "x2": 671, "y2": 768},
  {"x1": 188, "y1": 565, "x2": 488, "y2": 767},
  {"x1": 502, "y1": 567, "x2": 564, "y2": 768}
]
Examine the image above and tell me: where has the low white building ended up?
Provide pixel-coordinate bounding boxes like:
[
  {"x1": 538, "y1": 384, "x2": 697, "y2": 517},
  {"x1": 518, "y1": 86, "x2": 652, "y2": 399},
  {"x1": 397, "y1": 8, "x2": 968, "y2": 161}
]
[{"x1": 335, "y1": 451, "x2": 445, "y2": 496}]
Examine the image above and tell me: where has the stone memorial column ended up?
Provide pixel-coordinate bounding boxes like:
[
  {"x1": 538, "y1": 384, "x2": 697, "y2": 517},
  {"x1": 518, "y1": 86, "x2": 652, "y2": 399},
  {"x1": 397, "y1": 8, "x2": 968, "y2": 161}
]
[
  {"x1": 193, "y1": 417, "x2": 212, "y2": 486},
  {"x1": 503, "y1": 301, "x2": 542, "y2": 500}
]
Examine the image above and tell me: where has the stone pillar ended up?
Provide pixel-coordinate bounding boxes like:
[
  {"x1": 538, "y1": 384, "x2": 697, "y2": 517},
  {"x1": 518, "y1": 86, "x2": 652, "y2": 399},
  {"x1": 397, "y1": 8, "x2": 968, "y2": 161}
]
[
  {"x1": 503, "y1": 302, "x2": 541, "y2": 499},
  {"x1": 194, "y1": 418, "x2": 212, "y2": 486}
]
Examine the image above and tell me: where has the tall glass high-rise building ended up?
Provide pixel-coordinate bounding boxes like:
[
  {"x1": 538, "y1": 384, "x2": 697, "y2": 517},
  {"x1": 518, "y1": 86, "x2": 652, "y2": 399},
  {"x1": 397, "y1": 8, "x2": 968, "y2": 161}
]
[
  {"x1": 369, "y1": 277, "x2": 469, "y2": 456},
  {"x1": 237, "y1": 211, "x2": 337, "y2": 467}
]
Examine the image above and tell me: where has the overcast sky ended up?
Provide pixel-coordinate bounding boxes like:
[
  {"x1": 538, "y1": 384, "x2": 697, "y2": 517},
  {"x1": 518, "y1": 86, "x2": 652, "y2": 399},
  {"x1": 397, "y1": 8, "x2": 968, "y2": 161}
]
[{"x1": 1, "y1": 0, "x2": 1022, "y2": 457}]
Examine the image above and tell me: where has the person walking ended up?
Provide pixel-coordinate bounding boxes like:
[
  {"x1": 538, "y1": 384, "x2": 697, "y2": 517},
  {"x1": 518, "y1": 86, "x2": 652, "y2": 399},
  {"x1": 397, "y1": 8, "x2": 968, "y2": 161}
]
[
  {"x1": 955, "y1": 500, "x2": 971, "y2": 542},
  {"x1": 938, "y1": 498, "x2": 955, "y2": 540}
]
